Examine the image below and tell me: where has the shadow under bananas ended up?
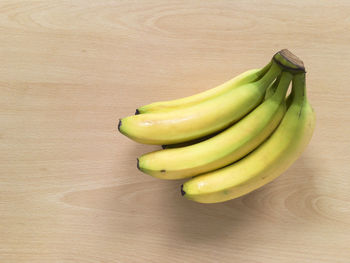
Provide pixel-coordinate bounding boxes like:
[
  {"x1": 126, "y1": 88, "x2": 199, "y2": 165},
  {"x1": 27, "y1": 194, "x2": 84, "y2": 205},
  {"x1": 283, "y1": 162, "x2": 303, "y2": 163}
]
[
  {"x1": 102, "y1": 144, "x2": 319, "y2": 263},
  {"x1": 239, "y1": 152, "x2": 320, "y2": 224},
  {"x1": 114, "y1": 135, "x2": 318, "y2": 247},
  {"x1": 157, "y1": 151, "x2": 318, "y2": 245},
  {"x1": 156, "y1": 180, "x2": 254, "y2": 243}
]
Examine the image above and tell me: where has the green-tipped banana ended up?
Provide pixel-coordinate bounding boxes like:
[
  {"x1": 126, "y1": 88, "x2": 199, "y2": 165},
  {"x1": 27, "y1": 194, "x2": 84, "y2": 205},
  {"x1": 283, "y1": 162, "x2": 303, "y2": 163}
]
[
  {"x1": 137, "y1": 62, "x2": 271, "y2": 114},
  {"x1": 138, "y1": 72, "x2": 292, "y2": 179},
  {"x1": 119, "y1": 61, "x2": 282, "y2": 145},
  {"x1": 181, "y1": 73, "x2": 315, "y2": 203}
]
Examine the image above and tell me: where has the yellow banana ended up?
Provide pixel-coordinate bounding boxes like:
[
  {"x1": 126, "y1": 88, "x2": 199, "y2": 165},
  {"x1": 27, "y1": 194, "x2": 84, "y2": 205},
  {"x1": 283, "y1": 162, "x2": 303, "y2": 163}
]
[
  {"x1": 162, "y1": 74, "x2": 280, "y2": 149},
  {"x1": 162, "y1": 76, "x2": 279, "y2": 149},
  {"x1": 119, "y1": 61, "x2": 282, "y2": 145},
  {"x1": 136, "y1": 62, "x2": 271, "y2": 114},
  {"x1": 138, "y1": 72, "x2": 293, "y2": 179},
  {"x1": 136, "y1": 49, "x2": 303, "y2": 115},
  {"x1": 181, "y1": 73, "x2": 315, "y2": 203}
]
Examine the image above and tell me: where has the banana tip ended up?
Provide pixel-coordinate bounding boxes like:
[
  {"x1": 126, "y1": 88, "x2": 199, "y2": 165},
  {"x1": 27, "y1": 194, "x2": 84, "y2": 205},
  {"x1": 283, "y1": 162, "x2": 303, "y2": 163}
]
[
  {"x1": 118, "y1": 119, "x2": 122, "y2": 132},
  {"x1": 181, "y1": 184, "x2": 186, "y2": 196},
  {"x1": 136, "y1": 158, "x2": 140, "y2": 171},
  {"x1": 135, "y1": 109, "x2": 140, "y2": 115}
]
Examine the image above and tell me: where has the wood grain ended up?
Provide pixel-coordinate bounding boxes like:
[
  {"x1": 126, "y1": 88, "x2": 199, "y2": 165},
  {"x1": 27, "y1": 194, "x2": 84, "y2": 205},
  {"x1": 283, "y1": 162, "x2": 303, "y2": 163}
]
[{"x1": 1, "y1": 1, "x2": 350, "y2": 262}]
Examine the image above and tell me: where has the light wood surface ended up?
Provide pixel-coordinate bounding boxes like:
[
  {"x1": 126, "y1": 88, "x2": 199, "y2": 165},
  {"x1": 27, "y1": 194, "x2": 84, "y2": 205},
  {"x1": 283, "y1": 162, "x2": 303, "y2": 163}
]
[{"x1": 1, "y1": 1, "x2": 350, "y2": 262}]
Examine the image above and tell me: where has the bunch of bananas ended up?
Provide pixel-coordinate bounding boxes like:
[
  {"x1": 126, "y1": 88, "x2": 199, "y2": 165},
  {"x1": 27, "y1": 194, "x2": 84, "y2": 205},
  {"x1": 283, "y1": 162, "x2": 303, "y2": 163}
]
[{"x1": 118, "y1": 49, "x2": 315, "y2": 203}]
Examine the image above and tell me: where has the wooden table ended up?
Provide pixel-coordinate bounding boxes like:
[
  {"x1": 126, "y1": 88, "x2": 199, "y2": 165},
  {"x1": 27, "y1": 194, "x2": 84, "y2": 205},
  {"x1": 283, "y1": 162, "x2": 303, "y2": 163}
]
[{"x1": 1, "y1": 1, "x2": 349, "y2": 262}]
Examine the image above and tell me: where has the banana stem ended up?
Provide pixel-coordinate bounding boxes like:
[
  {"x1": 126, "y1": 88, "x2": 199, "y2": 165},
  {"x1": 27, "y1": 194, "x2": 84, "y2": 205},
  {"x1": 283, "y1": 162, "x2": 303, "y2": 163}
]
[
  {"x1": 256, "y1": 60, "x2": 272, "y2": 80},
  {"x1": 272, "y1": 74, "x2": 282, "y2": 91},
  {"x1": 256, "y1": 61, "x2": 281, "y2": 87},
  {"x1": 273, "y1": 71, "x2": 293, "y2": 100},
  {"x1": 292, "y1": 73, "x2": 306, "y2": 102}
]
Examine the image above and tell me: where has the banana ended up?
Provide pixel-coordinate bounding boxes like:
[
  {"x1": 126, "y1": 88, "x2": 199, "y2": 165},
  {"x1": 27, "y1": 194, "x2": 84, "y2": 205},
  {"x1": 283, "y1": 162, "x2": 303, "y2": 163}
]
[
  {"x1": 136, "y1": 62, "x2": 271, "y2": 114},
  {"x1": 181, "y1": 73, "x2": 315, "y2": 203},
  {"x1": 119, "y1": 61, "x2": 282, "y2": 145},
  {"x1": 137, "y1": 72, "x2": 292, "y2": 179},
  {"x1": 136, "y1": 49, "x2": 304, "y2": 115},
  {"x1": 163, "y1": 76, "x2": 280, "y2": 150}
]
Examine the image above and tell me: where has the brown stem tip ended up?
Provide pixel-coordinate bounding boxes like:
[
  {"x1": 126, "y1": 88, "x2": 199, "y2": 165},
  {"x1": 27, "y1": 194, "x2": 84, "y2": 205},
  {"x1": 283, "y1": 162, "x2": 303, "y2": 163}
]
[
  {"x1": 274, "y1": 49, "x2": 306, "y2": 73},
  {"x1": 280, "y1": 49, "x2": 305, "y2": 69}
]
